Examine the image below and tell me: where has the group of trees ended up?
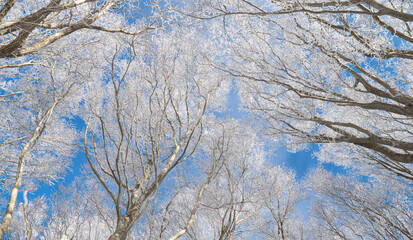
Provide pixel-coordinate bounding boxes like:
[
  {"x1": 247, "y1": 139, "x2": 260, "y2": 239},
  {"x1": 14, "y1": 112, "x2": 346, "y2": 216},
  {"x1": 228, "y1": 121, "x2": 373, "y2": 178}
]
[{"x1": 1, "y1": 0, "x2": 412, "y2": 239}]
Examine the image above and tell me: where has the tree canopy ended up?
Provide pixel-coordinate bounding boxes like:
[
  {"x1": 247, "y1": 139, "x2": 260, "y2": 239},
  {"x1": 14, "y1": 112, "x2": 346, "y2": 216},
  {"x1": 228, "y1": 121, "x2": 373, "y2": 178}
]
[{"x1": 1, "y1": 0, "x2": 412, "y2": 239}]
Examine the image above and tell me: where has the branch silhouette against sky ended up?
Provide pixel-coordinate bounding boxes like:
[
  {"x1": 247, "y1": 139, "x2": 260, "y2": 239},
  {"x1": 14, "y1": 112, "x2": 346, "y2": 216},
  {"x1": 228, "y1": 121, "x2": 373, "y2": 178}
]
[{"x1": 1, "y1": 0, "x2": 412, "y2": 239}]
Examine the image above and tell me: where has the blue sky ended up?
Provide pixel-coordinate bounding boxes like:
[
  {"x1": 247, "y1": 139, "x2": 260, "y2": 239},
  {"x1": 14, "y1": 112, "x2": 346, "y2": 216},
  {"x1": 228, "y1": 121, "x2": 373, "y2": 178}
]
[{"x1": 214, "y1": 80, "x2": 346, "y2": 178}]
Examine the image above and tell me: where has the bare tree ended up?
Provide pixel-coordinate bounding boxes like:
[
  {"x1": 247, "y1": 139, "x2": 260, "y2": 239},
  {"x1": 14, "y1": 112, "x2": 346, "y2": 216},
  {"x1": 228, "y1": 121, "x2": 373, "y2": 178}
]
[
  {"x1": 144, "y1": 121, "x2": 302, "y2": 240},
  {"x1": 6, "y1": 177, "x2": 116, "y2": 240},
  {"x1": 177, "y1": 1, "x2": 413, "y2": 238},
  {"x1": 260, "y1": 167, "x2": 303, "y2": 240},
  {"x1": 8, "y1": 1, "x2": 413, "y2": 238},
  {"x1": 307, "y1": 168, "x2": 413, "y2": 240},
  {"x1": 81, "y1": 26, "x2": 228, "y2": 240},
  {"x1": 0, "y1": 0, "x2": 173, "y2": 236},
  {"x1": 185, "y1": 0, "x2": 413, "y2": 180},
  {"x1": 141, "y1": 119, "x2": 236, "y2": 240},
  {"x1": 0, "y1": 57, "x2": 87, "y2": 237},
  {"x1": 166, "y1": 123, "x2": 228, "y2": 240},
  {"x1": 0, "y1": 0, "x2": 161, "y2": 59}
]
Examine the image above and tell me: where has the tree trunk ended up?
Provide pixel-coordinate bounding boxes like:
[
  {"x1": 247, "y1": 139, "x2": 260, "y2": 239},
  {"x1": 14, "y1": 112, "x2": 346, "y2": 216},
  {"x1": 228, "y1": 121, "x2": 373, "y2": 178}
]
[
  {"x1": 108, "y1": 215, "x2": 134, "y2": 240},
  {"x1": 0, "y1": 103, "x2": 57, "y2": 238},
  {"x1": 0, "y1": 146, "x2": 30, "y2": 238}
]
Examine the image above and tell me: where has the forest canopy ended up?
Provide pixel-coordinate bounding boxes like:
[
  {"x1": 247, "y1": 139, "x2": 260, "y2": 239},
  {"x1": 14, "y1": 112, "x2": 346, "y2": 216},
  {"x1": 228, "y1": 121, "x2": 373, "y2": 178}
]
[{"x1": 1, "y1": 0, "x2": 412, "y2": 239}]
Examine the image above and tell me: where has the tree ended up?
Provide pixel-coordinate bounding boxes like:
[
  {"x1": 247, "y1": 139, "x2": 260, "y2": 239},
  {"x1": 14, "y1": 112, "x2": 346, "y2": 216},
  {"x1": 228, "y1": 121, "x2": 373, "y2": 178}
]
[
  {"x1": 185, "y1": 0, "x2": 413, "y2": 180},
  {"x1": 259, "y1": 166, "x2": 303, "y2": 240},
  {"x1": 0, "y1": 0, "x2": 158, "y2": 59},
  {"x1": 81, "y1": 26, "x2": 229, "y2": 240},
  {"x1": 5, "y1": 0, "x2": 413, "y2": 238},
  {"x1": 0, "y1": 0, "x2": 168, "y2": 236},
  {"x1": 307, "y1": 168, "x2": 413, "y2": 240},
  {"x1": 140, "y1": 119, "x2": 241, "y2": 240},
  {"x1": 0, "y1": 56, "x2": 86, "y2": 237},
  {"x1": 141, "y1": 120, "x2": 303, "y2": 240},
  {"x1": 179, "y1": 1, "x2": 413, "y2": 238},
  {"x1": 6, "y1": 178, "x2": 115, "y2": 240}
]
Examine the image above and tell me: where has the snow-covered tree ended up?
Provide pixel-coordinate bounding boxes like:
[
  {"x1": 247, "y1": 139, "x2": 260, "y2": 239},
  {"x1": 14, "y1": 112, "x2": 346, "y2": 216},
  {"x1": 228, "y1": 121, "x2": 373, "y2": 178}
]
[
  {"x1": 0, "y1": 56, "x2": 86, "y2": 237},
  {"x1": 0, "y1": 0, "x2": 162, "y2": 59},
  {"x1": 307, "y1": 168, "x2": 413, "y2": 240},
  {"x1": 3, "y1": 1, "x2": 413, "y2": 239},
  {"x1": 6, "y1": 178, "x2": 115, "y2": 240},
  {"x1": 81, "y1": 25, "x2": 229, "y2": 239},
  {"x1": 141, "y1": 120, "x2": 303, "y2": 240},
  {"x1": 181, "y1": 1, "x2": 413, "y2": 238},
  {"x1": 187, "y1": 0, "x2": 413, "y2": 180},
  {"x1": 0, "y1": 0, "x2": 170, "y2": 236}
]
